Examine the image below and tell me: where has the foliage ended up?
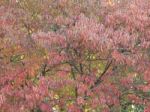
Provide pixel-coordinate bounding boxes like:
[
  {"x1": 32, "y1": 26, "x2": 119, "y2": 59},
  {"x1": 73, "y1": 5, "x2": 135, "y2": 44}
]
[{"x1": 0, "y1": 0, "x2": 150, "y2": 112}]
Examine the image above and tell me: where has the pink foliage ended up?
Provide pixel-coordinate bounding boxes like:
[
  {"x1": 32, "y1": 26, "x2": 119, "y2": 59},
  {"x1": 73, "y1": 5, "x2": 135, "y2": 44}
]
[{"x1": 0, "y1": 0, "x2": 150, "y2": 111}]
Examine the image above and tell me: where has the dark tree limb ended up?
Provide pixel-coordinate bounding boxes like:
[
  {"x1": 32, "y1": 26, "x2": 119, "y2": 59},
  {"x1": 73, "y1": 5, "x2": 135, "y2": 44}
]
[{"x1": 90, "y1": 59, "x2": 113, "y2": 90}]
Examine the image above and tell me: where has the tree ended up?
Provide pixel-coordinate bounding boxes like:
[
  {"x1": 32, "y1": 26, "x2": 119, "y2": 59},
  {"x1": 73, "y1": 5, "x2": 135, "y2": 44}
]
[{"x1": 0, "y1": 0, "x2": 150, "y2": 112}]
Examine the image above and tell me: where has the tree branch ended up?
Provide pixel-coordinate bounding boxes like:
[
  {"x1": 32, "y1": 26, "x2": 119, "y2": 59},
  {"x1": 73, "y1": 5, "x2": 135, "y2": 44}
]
[{"x1": 90, "y1": 59, "x2": 113, "y2": 90}]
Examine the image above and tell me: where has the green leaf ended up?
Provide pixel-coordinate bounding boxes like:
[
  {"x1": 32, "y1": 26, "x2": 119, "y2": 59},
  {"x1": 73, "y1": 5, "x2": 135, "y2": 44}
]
[{"x1": 10, "y1": 54, "x2": 25, "y2": 63}]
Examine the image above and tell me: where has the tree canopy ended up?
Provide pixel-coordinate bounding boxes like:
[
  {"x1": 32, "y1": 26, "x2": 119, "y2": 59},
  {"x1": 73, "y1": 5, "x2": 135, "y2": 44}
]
[{"x1": 0, "y1": 0, "x2": 150, "y2": 112}]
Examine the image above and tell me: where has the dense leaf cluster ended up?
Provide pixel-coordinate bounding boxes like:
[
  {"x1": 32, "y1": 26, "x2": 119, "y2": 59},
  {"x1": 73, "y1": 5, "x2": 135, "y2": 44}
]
[{"x1": 0, "y1": 0, "x2": 150, "y2": 112}]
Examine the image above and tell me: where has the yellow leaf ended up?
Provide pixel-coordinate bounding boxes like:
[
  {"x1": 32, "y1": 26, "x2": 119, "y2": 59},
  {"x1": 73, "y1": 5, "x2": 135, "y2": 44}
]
[
  {"x1": 54, "y1": 94, "x2": 59, "y2": 99},
  {"x1": 20, "y1": 55, "x2": 25, "y2": 59},
  {"x1": 108, "y1": 0, "x2": 114, "y2": 6}
]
